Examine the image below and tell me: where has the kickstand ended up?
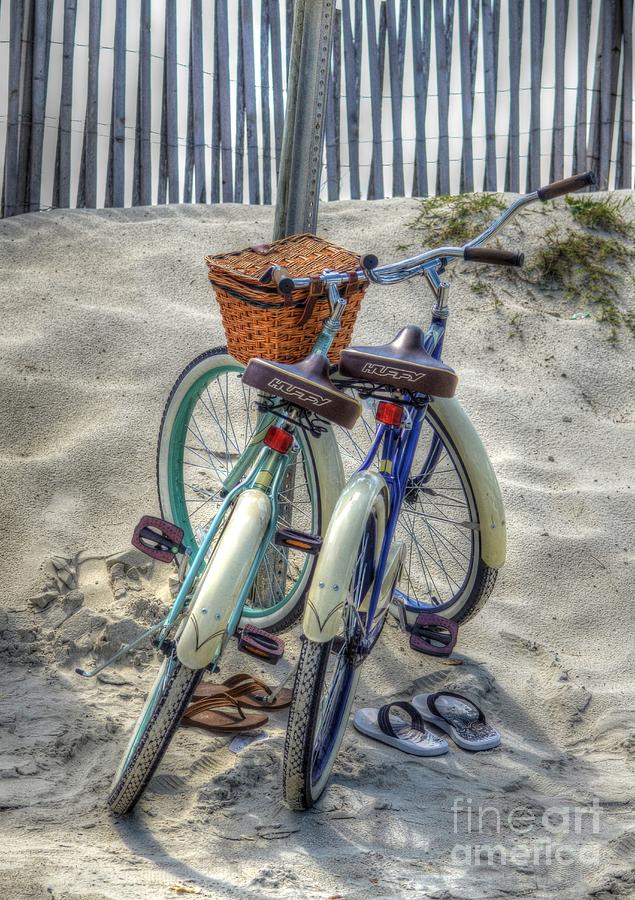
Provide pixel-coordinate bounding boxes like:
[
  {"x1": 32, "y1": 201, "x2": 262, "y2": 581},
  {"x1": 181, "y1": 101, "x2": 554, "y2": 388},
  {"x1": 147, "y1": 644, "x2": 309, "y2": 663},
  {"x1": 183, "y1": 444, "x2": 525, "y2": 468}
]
[
  {"x1": 262, "y1": 664, "x2": 297, "y2": 706},
  {"x1": 75, "y1": 620, "x2": 166, "y2": 677}
]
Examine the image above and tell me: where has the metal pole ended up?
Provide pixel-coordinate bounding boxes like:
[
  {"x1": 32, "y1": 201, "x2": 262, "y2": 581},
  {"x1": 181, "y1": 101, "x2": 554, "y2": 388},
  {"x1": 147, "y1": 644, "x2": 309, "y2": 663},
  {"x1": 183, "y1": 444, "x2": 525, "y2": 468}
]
[{"x1": 273, "y1": 0, "x2": 336, "y2": 239}]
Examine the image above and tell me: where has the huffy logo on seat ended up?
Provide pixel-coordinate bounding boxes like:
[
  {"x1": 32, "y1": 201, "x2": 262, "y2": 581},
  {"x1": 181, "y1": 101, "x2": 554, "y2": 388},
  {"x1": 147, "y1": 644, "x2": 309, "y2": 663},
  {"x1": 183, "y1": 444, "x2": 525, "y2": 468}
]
[
  {"x1": 267, "y1": 378, "x2": 330, "y2": 407},
  {"x1": 361, "y1": 363, "x2": 425, "y2": 384}
]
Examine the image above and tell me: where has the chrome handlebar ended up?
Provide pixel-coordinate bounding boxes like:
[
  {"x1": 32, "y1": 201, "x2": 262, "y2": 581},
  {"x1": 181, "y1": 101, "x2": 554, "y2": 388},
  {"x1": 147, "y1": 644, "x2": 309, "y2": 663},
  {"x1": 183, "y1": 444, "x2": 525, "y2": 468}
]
[{"x1": 263, "y1": 172, "x2": 595, "y2": 294}]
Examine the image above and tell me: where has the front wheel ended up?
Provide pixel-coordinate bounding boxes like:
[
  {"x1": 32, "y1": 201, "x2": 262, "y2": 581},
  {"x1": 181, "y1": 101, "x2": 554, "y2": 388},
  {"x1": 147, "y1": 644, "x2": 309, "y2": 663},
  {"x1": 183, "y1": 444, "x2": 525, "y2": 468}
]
[
  {"x1": 283, "y1": 494, "x2": 381, "y2": 810},
  {"x1": 108, "y1": 654, "x2": 201, "y2": 815}
]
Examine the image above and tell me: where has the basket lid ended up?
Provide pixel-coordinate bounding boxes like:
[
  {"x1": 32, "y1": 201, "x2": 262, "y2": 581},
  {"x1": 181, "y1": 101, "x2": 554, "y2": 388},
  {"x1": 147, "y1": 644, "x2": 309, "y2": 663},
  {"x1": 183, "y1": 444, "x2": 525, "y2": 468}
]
[{"x1": 205, "y1": 232, "x2": 361, "y2": 284}]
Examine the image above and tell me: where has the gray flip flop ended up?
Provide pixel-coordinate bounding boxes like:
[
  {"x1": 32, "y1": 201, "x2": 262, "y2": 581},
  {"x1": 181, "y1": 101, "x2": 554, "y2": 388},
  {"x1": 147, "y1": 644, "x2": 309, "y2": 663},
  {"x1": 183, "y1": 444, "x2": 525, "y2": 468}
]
[
  {"x1": 412, "y1": 691, "x2": 501, "y2": 751},
  {"x1": 353, "y1": 701, "x2": 449, "y2": 757}
]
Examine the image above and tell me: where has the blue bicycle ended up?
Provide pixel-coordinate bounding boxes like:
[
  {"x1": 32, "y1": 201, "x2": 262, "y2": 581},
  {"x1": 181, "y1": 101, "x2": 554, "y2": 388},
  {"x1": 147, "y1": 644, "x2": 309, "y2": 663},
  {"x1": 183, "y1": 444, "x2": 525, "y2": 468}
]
[{"x1": 281, "y1": 171, "x2": 595, "y2": 809}]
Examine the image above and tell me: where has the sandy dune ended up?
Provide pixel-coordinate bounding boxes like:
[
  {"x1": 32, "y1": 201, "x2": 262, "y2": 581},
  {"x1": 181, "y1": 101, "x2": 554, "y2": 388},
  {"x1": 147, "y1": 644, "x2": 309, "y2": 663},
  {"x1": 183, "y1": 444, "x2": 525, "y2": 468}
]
[{"x1": 1, "y1": 197, "x2": 634, "y2": 899}]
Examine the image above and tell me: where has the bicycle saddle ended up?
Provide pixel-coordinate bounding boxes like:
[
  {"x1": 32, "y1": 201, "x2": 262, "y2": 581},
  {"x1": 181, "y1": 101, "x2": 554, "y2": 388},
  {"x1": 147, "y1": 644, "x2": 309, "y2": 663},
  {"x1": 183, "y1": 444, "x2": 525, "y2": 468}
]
[
  {"x1": 243, "y1": 353, "x2": 362, "y2": 428},
  {"x1": 339, "y1": 325, "x2": 458, "y2": 398}
]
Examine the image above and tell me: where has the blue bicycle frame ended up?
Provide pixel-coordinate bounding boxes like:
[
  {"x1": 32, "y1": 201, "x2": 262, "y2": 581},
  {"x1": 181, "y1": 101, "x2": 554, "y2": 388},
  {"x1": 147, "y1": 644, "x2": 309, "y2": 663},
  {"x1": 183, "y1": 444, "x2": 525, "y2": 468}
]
[{"x1": 352, "y1": 302, "x2": 448, "y2": 652}]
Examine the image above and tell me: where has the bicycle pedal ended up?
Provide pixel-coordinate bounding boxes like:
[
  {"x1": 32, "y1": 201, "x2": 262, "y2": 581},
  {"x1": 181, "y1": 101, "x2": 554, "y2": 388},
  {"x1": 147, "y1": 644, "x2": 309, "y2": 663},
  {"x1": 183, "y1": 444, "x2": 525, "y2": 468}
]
[
  {"x1": 237, "y1": 625, "x2": 284, "y2": 665},
  {"x1": 132, "y1": 515, "x2": 187, "y2": 563},
  {"x1": 275, "y1": 527, "x2": 322, "y2": 555},
  {"x1": 409, "y1": 612, "x2": 458, "y2": 658}
]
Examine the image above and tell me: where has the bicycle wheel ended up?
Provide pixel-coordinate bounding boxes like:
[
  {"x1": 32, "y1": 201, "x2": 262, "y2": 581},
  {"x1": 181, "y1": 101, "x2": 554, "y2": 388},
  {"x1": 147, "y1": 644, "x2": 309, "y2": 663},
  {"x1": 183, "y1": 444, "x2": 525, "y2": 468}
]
[
  {"x1": 108, "y1": 652, "x2": 201, "y2": 815},
  {"x1": 332, "y1": 393, "x2": 499, "y2": 623},
  {"x1": 283, "y1": 491, "x2": 383, "y2": 810},
  {"x1": 156, "y1": 347, "x2": 321, "y2": 631}
]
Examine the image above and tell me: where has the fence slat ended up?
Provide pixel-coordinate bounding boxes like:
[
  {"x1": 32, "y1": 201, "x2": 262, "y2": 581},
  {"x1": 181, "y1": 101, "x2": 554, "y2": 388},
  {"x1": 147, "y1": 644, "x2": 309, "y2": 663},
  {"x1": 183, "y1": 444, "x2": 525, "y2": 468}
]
[
  {"x1": 367, "y1": 0, "x2": 386, "y2": 200},
  {"x1": 183, "y1": 31, "x2": 194, "y2": 204},
  {"x1": 268, "y1": 0, "x2": 284, "y2": 176},
  {"x1": 617, "y1": 0, "x2": 633, "y2": 187},
  {"x1": 482, "y1": 0, "x2": 498, "y2": 191},
  {"x1": 260, "y1": 0, "x2": 272, "y2": 203},
  {"x1": 16, "y1": 0, "x2": 34, "y2": 215},
  {"x1": 52, "y1": 0, "x2": 77, "y2": 209},
  {"x1": 190, "y1": 0, "x2": 205, "y2": 203},
  {"x1": 573, "y1": 0, "x2": 590, "y2": 173},
  {"x1": 215, "y1": 0, "x2": 233, "y2": 202},
  {"x1": 326, "y1": 7, "x2": 341, "y2": 200},
  {"x1": 165, "y1": 0, "x2": 179, "y2": 203},
  {"x1": 385, "y1": 0, "x2": 407, "y2": 197},
  {"x1": 210, "y1": 3, "x2": 221, "y2": 204},
  {"x1": 526, "y1": 0, "x2": 546, "y2": 191},
  {"x1": 3, "y1": 0, "x2": 26, "y2": 217},
  {"x1": 434, "y1": 0, "x2": 455, "y2": 195},
  {"x1": 342, "y1": 0, "x2": 362, "y2": 198},
  {"x1": 27, "y1": 0, "x2": 52, "y2": 211},
  {"x1": 77, "y1": 0, "x2": 100, "y2": 208},
  {"x1": 410, "y1": 0, "x2": 431, "y2": 197},
  {"x1": 550, "y1": 0, "x2": 569, "y2": 182},
  {"x1": 458, "y1": 0, "x2": 477, "y2": 192},
  {"x1": 234, "y1": 2, "x2": 245, "y2": 203},
  {"x1": 105, "y1": 0, "x2": 126, "y2": 208},
  {"x1": 588, "y1": 0, "x2": 620, "y2": 189},
  {"x1": 505, "y1": 0, "x2": 524, "y2": 192},
  {"x1": 241, "y1": 0, "x2": 260, "y2": 203},
  {"x1": 132, "y1": 0, "x2": 151, "y2": 206}
]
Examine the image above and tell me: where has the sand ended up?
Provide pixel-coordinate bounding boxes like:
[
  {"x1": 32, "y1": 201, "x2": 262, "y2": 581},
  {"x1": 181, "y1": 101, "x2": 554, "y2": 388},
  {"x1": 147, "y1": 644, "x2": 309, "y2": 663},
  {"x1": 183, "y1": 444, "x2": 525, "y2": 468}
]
[{"x1": 0, "y1": 196, "x2": 634, "y2": 900}]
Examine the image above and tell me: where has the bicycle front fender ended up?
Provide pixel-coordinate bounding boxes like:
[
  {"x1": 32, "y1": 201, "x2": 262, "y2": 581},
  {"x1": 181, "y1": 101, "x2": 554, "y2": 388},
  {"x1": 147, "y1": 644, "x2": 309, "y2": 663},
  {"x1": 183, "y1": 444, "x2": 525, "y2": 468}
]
[
  {"x1": 175, "y1": 489, "x2": 272, "y2": 670},
  {"x1": 429, "y1": 396, "x2": 506, "y2": 569},
  {"x1": 303, "y1": 471, "x2": 389, "y2": 643}
]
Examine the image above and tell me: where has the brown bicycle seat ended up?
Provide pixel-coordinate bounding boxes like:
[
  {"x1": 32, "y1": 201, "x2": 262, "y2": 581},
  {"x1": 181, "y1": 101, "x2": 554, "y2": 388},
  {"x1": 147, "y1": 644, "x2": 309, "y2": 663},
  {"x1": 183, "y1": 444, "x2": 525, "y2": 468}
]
[
  {"x1": 339, "y1": 325, "x2": 458, "y2": 398},
  {"x1": 243, "y1": 352, "x2": 362, "y2": 428}
]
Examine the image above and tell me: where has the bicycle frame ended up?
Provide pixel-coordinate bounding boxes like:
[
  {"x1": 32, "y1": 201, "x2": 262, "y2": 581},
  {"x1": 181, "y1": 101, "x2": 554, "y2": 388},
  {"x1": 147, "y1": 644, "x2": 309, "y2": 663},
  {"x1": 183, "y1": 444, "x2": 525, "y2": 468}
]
[
  {"x1": 160, "y1": 283, "x2": 350, "y2": 658},
  {"x1": 341, "y1": 270, "x2": 453, "y2": 652}
]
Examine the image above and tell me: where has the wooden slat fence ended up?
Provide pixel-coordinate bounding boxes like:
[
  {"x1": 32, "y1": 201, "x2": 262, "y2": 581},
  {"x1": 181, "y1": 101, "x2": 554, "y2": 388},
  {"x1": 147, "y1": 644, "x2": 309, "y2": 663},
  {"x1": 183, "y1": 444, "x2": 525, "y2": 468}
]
[{"x1": 1, "y1": 0, "x2": 634, "y2": 217}]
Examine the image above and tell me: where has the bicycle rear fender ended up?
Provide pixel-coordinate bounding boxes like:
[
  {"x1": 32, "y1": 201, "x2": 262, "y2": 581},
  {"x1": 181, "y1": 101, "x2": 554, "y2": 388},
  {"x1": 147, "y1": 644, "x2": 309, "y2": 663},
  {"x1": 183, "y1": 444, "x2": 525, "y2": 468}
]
[
  {"x1": 303, "y1": 472, "x2": 389, "y2": 643},
  {"x1": 175, "y1": 489, "x2": 272, "y2": 670},
  {"x1": 306, "y1": 425, "x2": 345, "y2": 535},
  {"x1": 429, "y1": 397, "x2": 506, "y2": 568}
]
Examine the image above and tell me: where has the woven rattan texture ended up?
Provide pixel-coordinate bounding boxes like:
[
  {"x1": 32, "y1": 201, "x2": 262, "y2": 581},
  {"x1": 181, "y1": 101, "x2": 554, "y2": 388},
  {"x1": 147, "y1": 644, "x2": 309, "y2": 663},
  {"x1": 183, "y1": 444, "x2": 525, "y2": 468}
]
[{"x1": 205, "y1": 233, "x2": 367, "y2": 364}]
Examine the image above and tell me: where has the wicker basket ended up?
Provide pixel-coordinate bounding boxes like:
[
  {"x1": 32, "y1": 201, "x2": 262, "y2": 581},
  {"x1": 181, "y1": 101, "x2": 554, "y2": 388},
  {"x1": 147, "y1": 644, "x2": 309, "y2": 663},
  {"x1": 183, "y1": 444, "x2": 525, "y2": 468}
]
[{"x1": 205, "y1": 233, "x2": 367, "y2": 365}]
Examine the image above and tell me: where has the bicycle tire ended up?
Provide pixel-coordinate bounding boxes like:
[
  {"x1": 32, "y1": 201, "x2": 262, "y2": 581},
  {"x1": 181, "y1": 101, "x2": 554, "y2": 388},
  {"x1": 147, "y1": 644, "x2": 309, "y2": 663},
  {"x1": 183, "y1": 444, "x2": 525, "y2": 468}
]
[{"x1": 108, "y1": 656, "x2": 201, "y2": 815}]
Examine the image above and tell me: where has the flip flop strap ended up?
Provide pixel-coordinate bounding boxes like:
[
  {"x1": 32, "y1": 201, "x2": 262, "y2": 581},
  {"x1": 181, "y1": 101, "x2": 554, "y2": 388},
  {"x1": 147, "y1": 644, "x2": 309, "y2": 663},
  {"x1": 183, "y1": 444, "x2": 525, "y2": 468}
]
[
  {"x1": 221, "y1": 673, "x2": 272, "y2": 697},
  {"x1": 185, "y1": 691, "x2": 246, "y2": 720},
  {"x1": 377, "y1": 701, "x2": 424, "y2": 738},
  {"x1": 427, "y1": 691, "x2": 485, "y2": 724}
]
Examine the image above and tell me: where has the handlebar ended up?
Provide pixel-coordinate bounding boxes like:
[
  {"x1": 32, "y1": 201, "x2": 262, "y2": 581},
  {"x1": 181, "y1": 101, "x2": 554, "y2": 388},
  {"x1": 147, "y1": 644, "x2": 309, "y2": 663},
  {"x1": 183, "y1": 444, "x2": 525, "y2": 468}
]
[
  {"x1": 536, "y1": 170, "x2": 595, "y2": 201},
  {"x1": 463, "y1": 247, "x2": 524, "y2": 267},
  {"x1": 263, "y1": 171, "x2": 595, "y2": 293}
]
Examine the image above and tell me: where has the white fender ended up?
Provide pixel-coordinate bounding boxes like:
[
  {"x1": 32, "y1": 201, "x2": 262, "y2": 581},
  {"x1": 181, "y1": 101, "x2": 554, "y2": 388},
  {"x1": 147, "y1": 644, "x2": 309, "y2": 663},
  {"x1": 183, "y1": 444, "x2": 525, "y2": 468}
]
[
  {"x1": 176, "y1": 489, "x2": 272, "y2": 669},
  {"x1": 305, "y1": 425, "x2": 344, "y2": 535},
  {"x1": 303, "y1": 472, "x2": 389, "y2": 642},
  {"x1": 427, "y1": 397, "x2": 506, "y2": 569}
]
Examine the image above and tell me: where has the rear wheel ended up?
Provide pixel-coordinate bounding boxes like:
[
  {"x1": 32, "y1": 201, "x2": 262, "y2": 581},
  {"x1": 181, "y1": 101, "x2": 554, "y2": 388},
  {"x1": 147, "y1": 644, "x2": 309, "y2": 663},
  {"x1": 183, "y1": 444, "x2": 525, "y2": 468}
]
[
  {"x1": 332, "y1": 395, "x2": 498, "y2": 623},
  {"x1": 156, "y1": 347, "x2": 321, "y2": 631}
]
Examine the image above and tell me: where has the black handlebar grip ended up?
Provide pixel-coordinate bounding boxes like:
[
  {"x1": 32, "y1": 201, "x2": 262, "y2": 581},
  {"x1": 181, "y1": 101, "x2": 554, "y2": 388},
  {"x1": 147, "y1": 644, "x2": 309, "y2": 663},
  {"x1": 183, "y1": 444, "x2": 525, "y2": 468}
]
[
  {"x1": 271, "y1": 265, "x2": 294, "y2": 295},
  {"x1": 463, "y1": 247, "x2": 524, "y2": 267},
  {"x1": 361, "y1": 253, "x2": 379, "y2": 270},
  {"x1": 537, "y1": 170, "x2": 596, "y2": 201}
]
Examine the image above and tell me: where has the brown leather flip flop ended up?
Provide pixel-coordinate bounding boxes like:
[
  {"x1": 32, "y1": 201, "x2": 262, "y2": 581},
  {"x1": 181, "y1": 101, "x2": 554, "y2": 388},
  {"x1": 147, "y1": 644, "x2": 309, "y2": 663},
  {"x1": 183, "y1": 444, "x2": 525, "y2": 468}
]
[
  {"x1": 181, "y1": 692, "x2": 268, "y2": 733},
  {"x1": 192, "y1": 673, "x2": 292, "y2": 710}
]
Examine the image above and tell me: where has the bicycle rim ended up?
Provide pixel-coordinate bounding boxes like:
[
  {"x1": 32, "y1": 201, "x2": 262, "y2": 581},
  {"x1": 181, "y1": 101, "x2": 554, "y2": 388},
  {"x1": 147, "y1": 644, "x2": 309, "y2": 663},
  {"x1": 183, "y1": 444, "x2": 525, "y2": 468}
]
[{"x1": 333, "y1": 396, "x2": 479, "y2": 614}]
